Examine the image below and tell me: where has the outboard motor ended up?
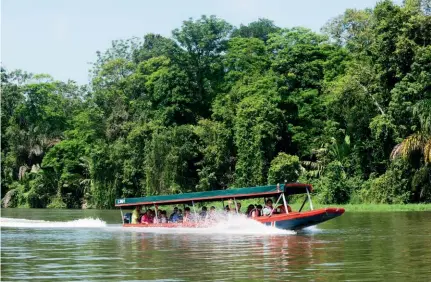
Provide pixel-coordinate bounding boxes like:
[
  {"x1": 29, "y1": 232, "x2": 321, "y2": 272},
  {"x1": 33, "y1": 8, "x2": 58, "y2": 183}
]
[{"x1": 123, "y1": 212, "x2": 132, "y2": 224}]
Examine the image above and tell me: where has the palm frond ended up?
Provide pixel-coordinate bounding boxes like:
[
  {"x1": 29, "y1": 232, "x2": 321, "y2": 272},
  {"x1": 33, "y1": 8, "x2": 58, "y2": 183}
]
[
  {"x1": 425, "y1": 139, "x2": 431, "y2": 164},
  {"x1": 18, "y1": 165, "x2": 29, "y2": 180},
  {"x1": 390, "y1": 143, "x2": 403, "y2": 160},
  {"x1": 30, "y1": 164, "x2": 41, "y2": 173},
  {"x1": 300, "y1": 160, "x2": 324, "y2": 177},
  {"x1": 400, "y1": 132, "x2": 428, "y2": 159}
]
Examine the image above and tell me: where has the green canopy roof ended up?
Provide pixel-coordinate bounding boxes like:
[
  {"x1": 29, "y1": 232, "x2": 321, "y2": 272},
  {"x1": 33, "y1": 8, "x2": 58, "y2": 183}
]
[{"x1": 115, "y1": 183, "x2": 313, "y2": 207}]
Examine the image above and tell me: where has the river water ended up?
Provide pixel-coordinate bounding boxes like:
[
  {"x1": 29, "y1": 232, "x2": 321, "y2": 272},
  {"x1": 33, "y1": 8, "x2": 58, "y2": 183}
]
[{"x1": 1, "y1": 209, "x2": 431, "y2": 281}]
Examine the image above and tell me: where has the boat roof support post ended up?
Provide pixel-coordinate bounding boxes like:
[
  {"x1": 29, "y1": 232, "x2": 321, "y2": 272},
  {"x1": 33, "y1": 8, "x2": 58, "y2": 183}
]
[
  {"x1": 233, "y1": 198, "x2": 238, "y2": 214},
  {"x1": 298, "y1": 196, "x2": 308, "y2": 212},
  {"x1": 154, "y1": 203, "x2": 158, "y2": 218},
  {"x1": 269, "y1": 193, "x2": 283, "y2": 216},
  {"x1": 282, "y1": 193, "x2": 289, "y2": 214},
  {"x1": 192, "y1": 200, "x2": 198, "y2": 223},
  {"x1": 306, "y1": 187, "x2": 314, "y2": 210},
  {"x1": 120, "y1": 207, "x2": 124, "y2": 224}
]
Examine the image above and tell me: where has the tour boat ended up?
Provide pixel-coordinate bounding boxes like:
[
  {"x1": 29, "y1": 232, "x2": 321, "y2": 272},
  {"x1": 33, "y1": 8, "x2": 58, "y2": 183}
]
[{"x1": 114, "y1": 183, "x2": 345, "y2": 231}]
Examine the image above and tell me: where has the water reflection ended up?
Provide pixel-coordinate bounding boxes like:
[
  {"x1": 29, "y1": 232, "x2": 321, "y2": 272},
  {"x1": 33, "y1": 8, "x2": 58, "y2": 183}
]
[
  {"x1": 1, "y1": 210, "x2": 431, "y2": 281},
  {"x1": 116, "y1": 232, "x2": 339, "y2": 281}
]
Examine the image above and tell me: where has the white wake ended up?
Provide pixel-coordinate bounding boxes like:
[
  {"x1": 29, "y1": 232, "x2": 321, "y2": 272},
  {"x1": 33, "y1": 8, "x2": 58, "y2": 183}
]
[
  {"x1": 124, "y1": 214, "x2": 295, "y2": 235},
  {"x1": 0, "y1": 214, "x2": 294, "y2": 235},
  {"x1": 0, "y1": 217, "x2": 107, "y2": 228}
]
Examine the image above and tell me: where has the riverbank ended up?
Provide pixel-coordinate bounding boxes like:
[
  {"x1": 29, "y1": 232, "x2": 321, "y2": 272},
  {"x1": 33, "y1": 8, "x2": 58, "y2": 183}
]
[
  {"x1": 2, "y1": 202, "x2": 431, "y2": 212},
  {"x1": 288, "y1": 203, "x2": 431, "y2": 212},
  {"x1": 200, "y1": 200, "x2": 431, "y2": 213}
]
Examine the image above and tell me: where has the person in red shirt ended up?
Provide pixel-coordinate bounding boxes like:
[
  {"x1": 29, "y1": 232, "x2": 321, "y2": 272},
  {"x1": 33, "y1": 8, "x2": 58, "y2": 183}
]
[{"x1": 140, "y1": 210, "x2": 153, "y2": 224}]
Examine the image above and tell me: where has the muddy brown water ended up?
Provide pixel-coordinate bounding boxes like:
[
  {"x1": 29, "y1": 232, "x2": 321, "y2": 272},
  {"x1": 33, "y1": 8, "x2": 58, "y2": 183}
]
[{"x1": 1, "y1": 208, "x2": 431, "y2": 281}]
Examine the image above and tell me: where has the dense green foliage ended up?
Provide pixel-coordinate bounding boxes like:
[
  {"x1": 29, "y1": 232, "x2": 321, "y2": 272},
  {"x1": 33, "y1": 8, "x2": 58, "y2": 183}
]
[{"x1": 2, "y1": 1, "x2": 430, "y2": 208}]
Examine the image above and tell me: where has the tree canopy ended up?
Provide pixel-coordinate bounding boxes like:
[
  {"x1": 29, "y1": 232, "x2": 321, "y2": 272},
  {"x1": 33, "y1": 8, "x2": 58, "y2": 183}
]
[{"x1": 2, "y1": 1, "x2": 431, "y2": 208}]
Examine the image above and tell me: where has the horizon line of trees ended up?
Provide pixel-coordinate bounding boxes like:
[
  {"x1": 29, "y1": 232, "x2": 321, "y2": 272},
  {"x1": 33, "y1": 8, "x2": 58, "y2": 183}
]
[{"x1": 1, "y1": 0, "x2": 430, "y2": 209}]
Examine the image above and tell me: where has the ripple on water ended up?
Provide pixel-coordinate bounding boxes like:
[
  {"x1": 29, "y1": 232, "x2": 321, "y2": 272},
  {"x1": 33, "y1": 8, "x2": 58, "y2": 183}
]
[{"x1": 2, "y1": 211, "x2": 431, "y2": 281}]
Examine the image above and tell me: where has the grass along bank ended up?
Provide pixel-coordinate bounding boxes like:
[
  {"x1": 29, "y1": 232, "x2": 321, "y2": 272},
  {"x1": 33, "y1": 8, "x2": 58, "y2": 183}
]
[
  {"x1": 193, "y1": 199, "x2": 431, "y2": 213},
  {"x1": 288, "y1": 202, "x2": 431, "y2": 212}
]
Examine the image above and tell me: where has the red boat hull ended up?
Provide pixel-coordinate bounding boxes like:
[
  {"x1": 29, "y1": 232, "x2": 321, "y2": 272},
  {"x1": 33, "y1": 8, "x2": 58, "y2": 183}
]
[
  {"x1": 256, "y1": 207, "x2": 345, "y2": 230},
  {"x1": 122, "y1": 207, "x2": 344, "y2": 231}
]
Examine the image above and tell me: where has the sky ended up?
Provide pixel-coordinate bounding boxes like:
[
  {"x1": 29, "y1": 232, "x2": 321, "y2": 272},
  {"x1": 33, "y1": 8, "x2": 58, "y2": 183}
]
[{"x1": 2, "y1": 0, "x2": 388, "y2": 84}]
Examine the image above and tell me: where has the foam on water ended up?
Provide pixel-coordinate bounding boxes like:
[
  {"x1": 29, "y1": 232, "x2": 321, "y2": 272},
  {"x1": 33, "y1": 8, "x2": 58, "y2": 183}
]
[
  {"x1": 118, "y1": 214, "x2": 295, "y2": 235},
  {"x1": 207, "y1": 214, "x2": 295, "y2": 235},
  {"x1": 0, "y1": 217, "x2": 107, "y2": 228},
  {"x1": 0, "y1": 214, "x2": 295, "y2": 235}
]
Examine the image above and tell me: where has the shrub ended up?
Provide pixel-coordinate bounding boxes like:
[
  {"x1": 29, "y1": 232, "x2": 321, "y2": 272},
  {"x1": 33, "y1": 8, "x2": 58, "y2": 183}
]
[
  {"x1": 267, "y1": 153, "x2": 300, "y2": 184},
  {"x1": 362, "y1": 159, "x2": 413, "y2": 204},
  {"x1": 313, "y1": 161, "x2": 362, "y2": 204}
]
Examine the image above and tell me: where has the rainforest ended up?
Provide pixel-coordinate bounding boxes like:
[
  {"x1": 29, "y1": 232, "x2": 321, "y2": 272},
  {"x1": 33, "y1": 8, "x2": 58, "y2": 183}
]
[{"x1": 1, "y1": 0, "x2": 430, "y2": 209}]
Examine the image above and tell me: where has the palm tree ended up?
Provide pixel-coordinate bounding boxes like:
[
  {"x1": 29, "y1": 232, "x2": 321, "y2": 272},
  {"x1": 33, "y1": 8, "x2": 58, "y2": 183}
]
[
  {"x1": 391, "y1": 100, "x2": 431, "y2": 164},
  {"x1": 390, "y1": 100, "x2": 431, "y2": 200},
  {"x1": 390, "y1": 132, "x2": 431, "y2": 163},
  {"x1": 301, "y1": 135, "x2": 352, "y2": 177}
]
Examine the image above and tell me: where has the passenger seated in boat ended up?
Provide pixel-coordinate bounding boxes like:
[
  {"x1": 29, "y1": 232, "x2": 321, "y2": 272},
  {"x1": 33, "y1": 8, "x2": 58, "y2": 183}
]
[
  {"x1": 123, "y1": 212, "x2": 132, "y2": 223},
  {"x1": 206, "y1": 206, "x2": 216, "y2": 221},
  {"x1": 227, "y1": 200, "x2": 241, "y2": 213},
  {"x1": 132, "y1": 206, "x2": 141, "y2": 224},
  {"x1": 262, "y1": 199, "x2": 274, "y2": 216},
  {"x1": 246, "y1": 205, "x2": 255, "y2": 217},
  {"x1": 159, "y1": 210, "x2": 168, "y2": 223},
  {"x1": 224, "y1": 205, "x2": 230, "y2": 213},
  {"x1": 153, "y1": 210, "x2": 161, "y2": 224},
  {"x1": 255, "y1": 204, "x2": 263, "y2": 216},
  {"x1": 171, "y1": 208, "x2": 183, "y2": 223},
  {"x1": 141, "y1": 210, "x2": 153, "y2": 224},
  {"x1": 199, "y1": 206, "x2": 208, "y2": 219},
  {"x1": 248, "y1": 205, "x2": 261, "y2": 218},
  {"x1": 169, "y1": 207, "x2": 179, "y2": 222},
  {"x1": 276, "y1": 204, "x2": 292, "y2": 214},
  {"x1": 236, "y1": 202, "x2": 242, "y2": 213},
  {"x1": 256, "y1": 204, "x2": 263, "y2": 216},
  {"x1": 177, "y1": 209, "x2": 183, "y2": 222},
  {"x1": 183, "y1": 207, "x2": 193, "y2": 222},
  {"x1": 150, "y1": 209, "x2": 156, "y2": 221}
]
